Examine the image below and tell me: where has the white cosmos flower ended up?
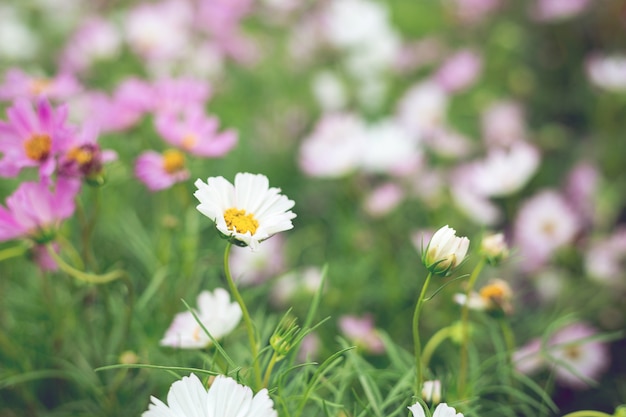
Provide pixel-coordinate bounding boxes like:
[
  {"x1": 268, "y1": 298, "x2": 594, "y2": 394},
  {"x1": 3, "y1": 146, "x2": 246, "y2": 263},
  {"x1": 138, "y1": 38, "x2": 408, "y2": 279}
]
[
  {"x1": 408, "y1": 402, "x2": 463, "y2": 417},
  {"x1": 194, "y1": 173, "x2": 296, "y2": 250},
  {"x1": 422, "y1": 225, "x2": 470, "y2": 275},
  {"x1": 160, "y1": 288, "x2": 242, "y2": 349},
  {"x1": 143, "y1": 373, "x2": 278, "y2": 417}
]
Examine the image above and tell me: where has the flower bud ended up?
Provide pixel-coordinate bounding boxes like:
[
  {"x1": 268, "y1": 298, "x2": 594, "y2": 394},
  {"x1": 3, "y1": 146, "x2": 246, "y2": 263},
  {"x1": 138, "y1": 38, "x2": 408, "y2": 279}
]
[
  {"x1": 421, "y1": 380, "x2": 442, "y2": 404},
  {"x1": 480, "y1": 232, "x2": 509, "y2": 265},
  {"x1": 422, "y1": 225, "x2": 470, "y2": 275},
  {"x1": 270, "y1": 314, "x2": 300, "y2": 360}
]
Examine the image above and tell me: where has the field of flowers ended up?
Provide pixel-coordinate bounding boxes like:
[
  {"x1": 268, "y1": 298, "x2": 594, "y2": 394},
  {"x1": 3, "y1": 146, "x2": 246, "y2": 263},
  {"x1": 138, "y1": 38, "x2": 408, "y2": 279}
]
[{"x1": 1, "y1": 0, "x2": 625, "y2": 416}]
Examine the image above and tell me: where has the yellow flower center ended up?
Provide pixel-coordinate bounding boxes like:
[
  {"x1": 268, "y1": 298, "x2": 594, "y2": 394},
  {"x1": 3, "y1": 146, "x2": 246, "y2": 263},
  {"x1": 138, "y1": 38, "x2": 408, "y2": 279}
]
[
  {"x1": 162, "y1": 149, "x2": 186, "y2": 173},
  {"x1": 224, "y1": 208, "x2": 259, "y2": 235},
  {"x1": 67, "y1": 146, "x2": 94, "y2": 165},
  {"x1": 181, "y1": 133, "x2": 197, "y2": 150},
  {"x1": 29, "y1": 78, "x2": 52, "y2": 95},
  {"x1": 563, "y1": 345, "x2": 581, "y2": 360},
  {"x1": 479, "y1": 283, "x2": 507, "y2": 302},
  {"x1": 24, "y1": 133, "x2": 52, "y2": 161}
]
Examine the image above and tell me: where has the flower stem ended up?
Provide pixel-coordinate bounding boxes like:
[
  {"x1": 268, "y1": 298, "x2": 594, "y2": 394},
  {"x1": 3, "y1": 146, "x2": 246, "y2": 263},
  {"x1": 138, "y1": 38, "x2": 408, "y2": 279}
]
[
  {"x1": 413, "y1": 271, "x2": 433, "y2": 395},
  {"x1": 46, "y1": 243, "x2": 125, "y2": 284},
  {"x1": 561, "y1": 412, "x2": 613, "y2": 417},
  {"x1": 262, "y1": 352, "x2": 279, "y2": 388},
  {"x1": 223, "y1": 242, "x2": 262, "y2": 389},
  {"x1": 457, "y1": 257, "x2": 486, "y2": 398},
  {"x1": 421, "y1": 325, "x2": 454, "y2": 370}
]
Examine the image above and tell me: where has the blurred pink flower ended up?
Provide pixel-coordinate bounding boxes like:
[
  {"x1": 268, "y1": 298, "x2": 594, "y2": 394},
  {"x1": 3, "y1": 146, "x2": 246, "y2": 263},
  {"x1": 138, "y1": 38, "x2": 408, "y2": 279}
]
[
  {"x1": 514, "y1": 190, "x2": 580, "y2": 271},
  {"x1": 481, "y1": 100, "x2": 527, "y2": 147},
  {"x1": 0, "y1": 179, "x2": 80, "y2": 243},
  {"x1": 0, "y1": 68, "x2": 81, "y2": 102},
  {"x1": 60, "y1": 17, "x2": 121, "y2": 74},
  {"x1": 459, "y1": 141, "x2": 540, "y2": 197},
  {"x1": 299, "y1": 113, "x2": 365, "y2": 178},
  {"x1": 270, "y1": 266, "x2": 325, "y2": 307},
  {"x1": 396, "y1": 81, "x2": 449, "y2": 140},
  {"x1": 434, "y1": 49, "x2": 482, "y2": 93},
  {"x1": 363, "y1": 182, "x2": 405, "y2": 217},
  {"x1": 57, "y1": 123, "x2": 117, "y2": 181},
  {"x1": 339, "y1": 314, "x2": 385, "y2": 354},
  {"x1": 160, "y1": 288, "x2": 242, "y2": 349},
  {"x1": 514, "y1": 322, "x2": 610, "y2": 389},
  {"x1": 151, "y1": 78, "x2": 212, "y2": 115},
  {"x1": 229, "y1": 235, "x2": 285, "y2": 286},
  {"x1": 585, "y1": 53, "x2": 626, "y2": 93},
  {"x1": 564, "y1": 161, "x2": 599, "y2": 224},
  {"x1": 124, "y1": 0, "x2": 192, "y2": 61},
  {"x1": 103, "y1": 78, "x2": 154, "y2": 131},
  {"x1": 531, "y1": 0, "x2": 590, "y2": 22},
  {"x1": 135, "y1": 149, "x2": 190, "y2": 192},
  {"x1": 32, "y1": 242, "x2": 59, "y2": 272},
  {"x1": 0, "y1": 98, "x2": 74, "y2": 178},
  {"x1": 584, "y1": 227, "x2": 626, "y2": 288},
  {"x1": 446, "y1": 0, "x2": 501, "y2": 24},
  {"x1": 154, "y1": 107, "x2": 237, "y2": 157},
  {"x1": 297, "y1": 332, "x2": 321, "y2": 362}
]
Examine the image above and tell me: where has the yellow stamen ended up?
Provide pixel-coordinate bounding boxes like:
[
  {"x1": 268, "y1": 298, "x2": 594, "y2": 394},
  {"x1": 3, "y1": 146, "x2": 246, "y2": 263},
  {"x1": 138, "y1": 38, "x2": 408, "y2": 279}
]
[
  {"x1": 564, "y1": 345, "x2": 581, "y2": 360},
  {"x1": 67, "y1": 146, "x2": 94, "y2": 165},
  {"x1": 224, "y1": 207, "x2": 259, "y2": 235},
  {"x1": 24, "y1": 134, "x2": 52, "y2": 161},
  {"x1": 479, "y1": 283, "x2": 507, "y2": 302},
  {"x1": 181, "y1": 133, "x2": 197, "y2": 150},
  {"x1": 162, "y1": 149, "x2": 185, "y2": 173},
  {"x1": 29, "y1": 78, "x2": 52, "y2": 95}
]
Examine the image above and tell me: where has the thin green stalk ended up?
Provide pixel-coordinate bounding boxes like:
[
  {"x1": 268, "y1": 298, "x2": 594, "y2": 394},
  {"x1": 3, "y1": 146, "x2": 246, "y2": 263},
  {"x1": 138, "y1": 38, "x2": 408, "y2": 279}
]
[
  {"x1": 262, "y1": 352, "x2": 279, "y2": 388},
  {"x1": 499, "y1": 318, "x2": 515, "y2": 363},
  {"x1": 421, "y1": 325, "x2": 454, "y2": 370},
  {"x1": 46, "y1": 244, "x2": 125, "y2": 284},
  {"x1": 561, "y1": 412, "x2": 613, "y2": 417},
  {"x1": 413, "y1": 271, "x2": 433, "y2": 395},
  {"x1": 458, "y1": 257, "x2": 486, "y2": 398},
  {"x1": 223, "y1": 242, "x2": 262, "y2": 389},
  {"x1": 0, "y1": 242, "x2": 31, "y2": 262}
]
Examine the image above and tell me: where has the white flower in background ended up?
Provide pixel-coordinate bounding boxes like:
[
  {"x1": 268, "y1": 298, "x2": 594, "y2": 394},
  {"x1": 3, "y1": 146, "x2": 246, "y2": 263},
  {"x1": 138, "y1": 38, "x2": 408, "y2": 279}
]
[
  {"x1": 143, "y1": 373, "x2": 278, "y2": 417},
  {"x1": 194, "y1": 173, "x2": 296, "y2": 250},
  {"x1": 462, "y1": 141, "x2": 540, "y2": 197},
  {"x1": 450, "y1": 170, "x2": 502, "y2": 226},
  {"x1": 409, "y1": 401, "x2": 463, "y2": 417},
  {"x1": 585, "y1": 53, "x2": 626, "y2": 93},
  {"x1": 160, "y1": 288, "x2": 242, "y2": 349},
  {"x1": 270, "y1": 266, "x2": 325, "y2": 307},
  {"x1": 0, "y1": 6, "x2": 39, "y2": 61},
  {"x1": 514, "y1": 190, "x2": 580, "y2": 271},
  {"x1": 480, "y1": 232, "x2": 509, "y2": 265},
  {"x1": 422, "y1": 225, "x2": 470, "y2": 275},
  {"x1": 585, "y1": 228, "x2": 626, "y2": 288},
  {"x1": 359, "y1": 118, "x2": 421, "y2": 175},
  {"x1": 396, "y1": 81, "x2": 449, "y2": 139},
  {"x1": 454, "y1": 278, "x2": 513, "y2": 315},
  {"x1": 311, "y1": 70, "x2": 348, "y2": 112},
  {"x1": 299, "y1": 113, "x2": 365, "y2": 178}
]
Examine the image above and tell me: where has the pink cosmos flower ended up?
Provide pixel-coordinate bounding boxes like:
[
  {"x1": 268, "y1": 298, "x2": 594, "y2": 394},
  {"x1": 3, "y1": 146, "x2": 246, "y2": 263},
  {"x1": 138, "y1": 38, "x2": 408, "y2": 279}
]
[
  {"x1": 530, "y1": 0, "x2": 590, "y2": 22},
  {"x1": 396, "y1": 81, "x2": 449, "y2": 140},
  {"x1": 514, "y1": 323, "x2": 610, "y2": 389},
  {"x1": 135, "y1": 149, "x2": 190, "y2": 192},
  {"x1": 446, "y1": 0, "x2": 501, "y2": 24},
  {"x1": 57, "y1": 123, "x2": 117, "y2": 181},
  {"x1": 363, "y1": 182, "x2": 405, "y2": 217},
  {"x1": 0, "y1": 179, "x2": 80, "y2": 243},
  {"x1": 338, "y1": 314, "x2": 385, "y2": 354},
  {"x1": 299, "y1": 113, "x2": 365, "y2": 178},
  {"x1": 60, "y1": 17, "x2": 121, "y2": 74},
  {"x1": 229, "y1": 235, "x2": 285, "y2": 286},
  {"x1": 0, "y1": 98, "x2": 74, "y2": 178},
  {"x1": 564, "y1": 161, "x2": 599, "y2": 224},
  {"x1": 151, "y1": 77, "x2": 212, "y2": 115},
  {"x1": 0, "y1": 68, "x2": 81, "y2": 102},
  {"x1": 434, "y1": 49, "x2": 482, "y2": 93},
  {"x1": 481, "y1": 100, "x2": 527, "y2": 147},
  {"x1": 584, "y1": 227, "x2": 626, "y2": 288},
  {"x1": 32, "y1": 242, "x2": 60, "y2": 272},
  {"x1": 154, "y1": 107, "x2": 237, "y2": 157},
  {"x1": 514, "y1": 190, "x2": 580, "y2": 271},
  {"x1": 106, "y1": 78, "x2": 155, "y2": 131}
]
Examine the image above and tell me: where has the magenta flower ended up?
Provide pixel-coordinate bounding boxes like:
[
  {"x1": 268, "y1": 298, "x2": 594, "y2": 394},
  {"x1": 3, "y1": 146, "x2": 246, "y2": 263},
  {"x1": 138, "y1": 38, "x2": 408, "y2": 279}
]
[
  {"x1": 57, "y1": 123, "x2": 117, "y2": 182},
  {"x1": 0, "y1": 98, "x2": 74, "y2": 178},
  {"x1": 135, "y1": 149, "x2": 190, "y2": 191},
  {"x1": 0, "y1": 179, "x2": 80, "y2": 243},
  {"x1": 154, "y1": 107, "x2": 237, "y2": 157},
  {"x1": 0, "y1": 68, "x2": 82, "y2": 102}
]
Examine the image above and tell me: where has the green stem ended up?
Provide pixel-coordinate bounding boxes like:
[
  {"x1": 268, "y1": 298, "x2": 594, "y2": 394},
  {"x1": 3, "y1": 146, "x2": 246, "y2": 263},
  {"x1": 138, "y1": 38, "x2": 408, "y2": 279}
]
[
  {"x1": 499, "y1": 318, "x2": 515, "y2": 363},
  {"x1": 223, "y1": 242, "x2": 262, "y2": 389},
  {"x1": 0, "y1": 242, "x2": 31, "y2": 262},
  {"x1": 46, "y1": 244, "x2": 125, "y2": 284},
  {"x1": 262, "y1": 352, "x2": 279, "y2": 388},
  {"x1": 458, "y1": 257, "x2": 486, "y2": 398},
  {"x1": 421, "y1": 325, "x2": 454, "y2": 370},
  {"x1": 561, "y1": 412, "x2": 613, "y2": 417},
  {"x1": 413, "y1": 271, "x2": 433, "y2": 395}
]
